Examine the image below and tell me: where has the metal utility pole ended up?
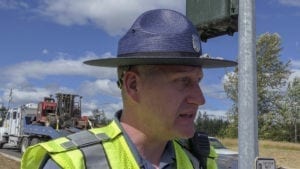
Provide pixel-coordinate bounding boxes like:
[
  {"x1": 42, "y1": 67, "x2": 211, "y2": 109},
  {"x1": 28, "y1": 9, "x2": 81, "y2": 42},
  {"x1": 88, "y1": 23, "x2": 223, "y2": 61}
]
[
  {"x1": 7, "y1": 88, "x2": 13, "y2": 109},
  {"x1": 238, "y1": 0, "x2": 258, "y2": 169}
]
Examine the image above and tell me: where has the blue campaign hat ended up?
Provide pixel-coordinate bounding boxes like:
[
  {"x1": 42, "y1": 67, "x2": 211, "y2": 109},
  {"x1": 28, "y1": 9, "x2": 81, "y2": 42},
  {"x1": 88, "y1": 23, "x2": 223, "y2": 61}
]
[{"x1": 84, "y1": 9, "x2": 237, "y2": 68}]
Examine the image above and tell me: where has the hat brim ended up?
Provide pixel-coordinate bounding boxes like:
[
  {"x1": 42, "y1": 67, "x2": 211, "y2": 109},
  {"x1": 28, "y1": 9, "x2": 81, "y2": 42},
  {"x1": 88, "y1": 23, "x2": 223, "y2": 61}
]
[{"x1": 84, "y1": 56, "x2": 237, "y2": 68}]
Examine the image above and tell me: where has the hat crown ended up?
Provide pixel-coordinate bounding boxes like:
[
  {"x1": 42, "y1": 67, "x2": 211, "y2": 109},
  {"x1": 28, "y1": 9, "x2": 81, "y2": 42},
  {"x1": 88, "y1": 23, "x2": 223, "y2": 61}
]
[
  {"x1": 83, "y1": 9, "x2": 237, "y2": 68},
  {"x1": 118, "y1": 9, "x2": 201, "y2": 56},
  {"x1": 135, "y1": 9, "x2": 191, "y2": 34}
]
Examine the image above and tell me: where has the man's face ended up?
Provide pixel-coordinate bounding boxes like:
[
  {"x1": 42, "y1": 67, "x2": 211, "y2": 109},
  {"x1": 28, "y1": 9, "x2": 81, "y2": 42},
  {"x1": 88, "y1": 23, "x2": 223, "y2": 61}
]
[{"x1": 136, "y1": 65, "x2": 205, "y2": 140}]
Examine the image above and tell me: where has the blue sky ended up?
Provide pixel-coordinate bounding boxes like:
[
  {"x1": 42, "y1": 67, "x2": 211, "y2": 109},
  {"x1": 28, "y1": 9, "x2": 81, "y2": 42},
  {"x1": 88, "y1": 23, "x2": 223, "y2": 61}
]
[{"x1": 0, "y1": 0, "x2": 299, "y2": 118}]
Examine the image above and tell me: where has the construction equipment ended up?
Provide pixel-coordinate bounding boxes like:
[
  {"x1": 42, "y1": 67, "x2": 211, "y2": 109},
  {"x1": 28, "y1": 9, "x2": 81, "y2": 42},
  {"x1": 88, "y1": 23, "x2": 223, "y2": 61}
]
[
  {"x1": 35, "y1": 93, "x2": 87, "y2": 129},
  {"x1": 0, "y1": 93, "x2": 89, "y2": 154}
]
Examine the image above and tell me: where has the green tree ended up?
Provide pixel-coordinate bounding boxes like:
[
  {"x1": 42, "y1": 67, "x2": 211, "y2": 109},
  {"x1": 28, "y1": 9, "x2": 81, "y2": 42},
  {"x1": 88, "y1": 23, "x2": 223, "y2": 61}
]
[
  {"x1": 223, "y1": 33, "x2": 291, "y2": 139},
  {"x1": 287, "y1": 78, "x2": 300, "y2": 142},
  {"x1": 260, "y1": 78, "x2": 300, "y2": 141},
  {"x1": 0, "y1": 105, "x2": 7, "y2": 126},
  {"x1": 256, "y1": 33, "x2": 291, "y2": 114},
  {"x1": 195, "y1": 111, "x2": 229, "y2": 137},
  {"x1": 282, "y1": 78, "x2": 300, "y2": 142},
  {"x1": 224, "y1": 106, "x2": 238, "y2": 138}
]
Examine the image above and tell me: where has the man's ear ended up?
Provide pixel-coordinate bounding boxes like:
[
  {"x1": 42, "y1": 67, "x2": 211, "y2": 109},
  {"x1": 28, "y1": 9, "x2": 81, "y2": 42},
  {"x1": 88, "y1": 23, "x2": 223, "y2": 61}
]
[{"x1": 123, "y1": 71, "x2": 139, "y2": 102}]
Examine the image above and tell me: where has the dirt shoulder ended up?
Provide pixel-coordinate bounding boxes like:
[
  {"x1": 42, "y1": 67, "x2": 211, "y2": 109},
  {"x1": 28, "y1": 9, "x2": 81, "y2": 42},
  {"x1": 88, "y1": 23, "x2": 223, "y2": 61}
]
[
  {"x1": 0, "y1": 153, "x2": 20, "y2": 169},
  {"x1": 221, "y1": 138, "x2": 300, "y2": 169}
]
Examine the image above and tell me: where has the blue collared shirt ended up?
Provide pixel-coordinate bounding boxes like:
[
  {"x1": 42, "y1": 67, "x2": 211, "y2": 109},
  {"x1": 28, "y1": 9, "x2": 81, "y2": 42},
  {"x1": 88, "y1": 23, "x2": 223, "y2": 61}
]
[{"x1": 113, "y1": 111, "x2": 176, "y2": 169}]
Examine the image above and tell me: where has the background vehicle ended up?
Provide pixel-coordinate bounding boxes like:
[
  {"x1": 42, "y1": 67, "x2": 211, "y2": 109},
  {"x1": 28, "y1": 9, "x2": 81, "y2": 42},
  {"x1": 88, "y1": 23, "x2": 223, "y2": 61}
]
[
  {"x1": 209, "y1": 136, "x2": 238, "y2": 155},
  {"x1": 209, "y1": 136, "x2": 238, "y2": 169},
  {"x1": 0, "y1": 93, "x2": 89, "y2": 154}
]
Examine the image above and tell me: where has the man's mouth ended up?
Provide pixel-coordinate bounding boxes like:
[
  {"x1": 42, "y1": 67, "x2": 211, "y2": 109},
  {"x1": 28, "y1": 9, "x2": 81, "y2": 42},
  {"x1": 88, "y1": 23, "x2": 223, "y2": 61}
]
[{"x1": 179, "y1": 113, "x2": 194, "y2": 118}]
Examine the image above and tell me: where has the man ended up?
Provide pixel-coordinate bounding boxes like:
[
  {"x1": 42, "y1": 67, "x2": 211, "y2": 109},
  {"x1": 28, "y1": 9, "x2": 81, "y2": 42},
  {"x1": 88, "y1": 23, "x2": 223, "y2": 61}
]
[{"x1": 22, "y1": 9, "x2": 236, "y2": 169}]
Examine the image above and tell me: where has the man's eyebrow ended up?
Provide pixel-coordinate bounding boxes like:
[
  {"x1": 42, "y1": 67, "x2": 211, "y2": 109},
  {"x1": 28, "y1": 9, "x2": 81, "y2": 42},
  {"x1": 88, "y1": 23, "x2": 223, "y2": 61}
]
[{"x1": 169, "y1": 70, "x2": 204, "y2": 79}]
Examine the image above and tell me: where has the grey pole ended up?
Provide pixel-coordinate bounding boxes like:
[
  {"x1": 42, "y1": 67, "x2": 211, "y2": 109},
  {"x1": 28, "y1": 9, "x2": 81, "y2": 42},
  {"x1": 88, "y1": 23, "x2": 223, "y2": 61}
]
[{"x1": 238, "y1": 0, "x2": 258, "y2": 168}]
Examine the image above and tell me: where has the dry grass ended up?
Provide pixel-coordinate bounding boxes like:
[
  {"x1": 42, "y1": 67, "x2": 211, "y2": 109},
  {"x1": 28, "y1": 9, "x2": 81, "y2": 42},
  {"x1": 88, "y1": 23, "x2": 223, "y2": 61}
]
[{"x1": 219, "y1": 138, "x2": 300, "y2": 169}]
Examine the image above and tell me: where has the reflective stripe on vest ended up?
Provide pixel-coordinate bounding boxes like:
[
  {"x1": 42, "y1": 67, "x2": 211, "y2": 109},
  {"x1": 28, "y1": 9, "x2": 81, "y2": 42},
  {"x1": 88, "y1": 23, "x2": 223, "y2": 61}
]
[
  {"x1": 173, "y1": 141, "x2": 195, "y2": 169},
  {"x1": 207, "y1": 146, "x2": 218, "y2": 169},
  {"x1": 21, "y1": 120, "x2": 196, "y2": 169},
  {"x1": 90, "y1": 120, "x2": 140, "y2": 169},
  {"x1": 21, "y1": 137, "x2": 85, "y2": 169}
]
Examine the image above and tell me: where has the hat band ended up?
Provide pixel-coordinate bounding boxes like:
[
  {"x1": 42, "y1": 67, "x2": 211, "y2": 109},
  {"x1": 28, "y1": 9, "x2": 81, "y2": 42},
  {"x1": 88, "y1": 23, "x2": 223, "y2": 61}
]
[{"x1": 118, "y1": 52, "x2": 199, "y2": 58}]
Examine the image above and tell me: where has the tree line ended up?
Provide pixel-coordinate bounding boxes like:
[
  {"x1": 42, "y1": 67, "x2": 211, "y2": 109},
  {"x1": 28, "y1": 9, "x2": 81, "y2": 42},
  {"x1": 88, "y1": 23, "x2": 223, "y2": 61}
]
[{"x1": 196, "y1": 33, "x2": 299, "y2": 143}]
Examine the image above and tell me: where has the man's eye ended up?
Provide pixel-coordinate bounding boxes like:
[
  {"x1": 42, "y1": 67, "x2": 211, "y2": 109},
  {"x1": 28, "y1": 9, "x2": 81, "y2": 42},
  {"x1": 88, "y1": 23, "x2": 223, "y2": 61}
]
[
  {"x1": 179, "y1": 77, "x2": 192, "y2": 87},
  {"x1": 174, "y1": 77, "x2": 201, "y2": 91}
]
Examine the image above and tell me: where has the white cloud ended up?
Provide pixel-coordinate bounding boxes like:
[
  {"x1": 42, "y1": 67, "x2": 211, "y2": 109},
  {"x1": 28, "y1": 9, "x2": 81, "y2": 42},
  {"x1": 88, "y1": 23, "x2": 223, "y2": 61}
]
[
  {"x1": 1, "y1": 82, "x2": 81, "y2": 107},
  {"x1": 2, "y1": 87, "x2": 54, "y2": 106},
  {"x1": 42, "y1": 49, "x2": 49, "y2": 54},
  {"x1": 82, "y1": 100, "x2": 122, "y2": 119},
  {"x1": 0, "y1": 0, "x2": 28, "y2": 9},
  {"x1": 0, "y1": 52, "x2": 116, "y2": 87},
  {"x1": 0, "y1": 52, "x2": 121, "y2": 114},
  {"x1": 36, "y1": 0, "x2": 185, "y2": 36},
  {"x1": 291, "y1": 59, "x2": 300, "y2": 68},
  {"x1": 288, "y1": 59, "x2": 300, "y2": 82},
  {"x1": 201, "y1": 72, "x2": 236, "y2": 100},
  {"x1": 82, "y1": 100, "x2": 98, "y2": 110},
  {"x1": 101, "y1": 102, "x2": 122, "y2": 119},
  {"x1": 195, "y1": 108, "x2": 228, "y2": 122},
  {"x1": 278, "y1": 0, "x2": 300, "y2": 7},
  {"x1": 202, "y1": 83, "x2": 227, "y2": 100},
  {"x1": 80, "y1": 79, "x2": 120, "y2": 98}
]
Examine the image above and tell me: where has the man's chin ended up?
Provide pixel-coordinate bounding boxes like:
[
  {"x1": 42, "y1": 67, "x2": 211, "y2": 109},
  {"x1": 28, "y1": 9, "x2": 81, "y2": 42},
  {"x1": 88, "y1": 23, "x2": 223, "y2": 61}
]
[{"x1": 178, "y1": 128, "x2": 195, "y2": 139}]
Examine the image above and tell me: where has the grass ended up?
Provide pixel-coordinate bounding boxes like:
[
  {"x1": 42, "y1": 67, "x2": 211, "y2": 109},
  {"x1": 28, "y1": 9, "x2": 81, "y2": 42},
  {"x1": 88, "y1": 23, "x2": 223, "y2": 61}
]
[{"x1": 218, "y1": 138, "x2": 300, "y2": 169}]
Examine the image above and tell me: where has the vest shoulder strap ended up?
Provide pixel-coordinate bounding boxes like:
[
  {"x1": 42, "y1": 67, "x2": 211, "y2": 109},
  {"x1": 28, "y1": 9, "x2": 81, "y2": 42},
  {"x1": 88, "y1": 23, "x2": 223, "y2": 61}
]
[
  {"x1": 41, "y1": 120, "x2": 121, "y2": 153},
  {"x1": 38, "y1": 121, "x2": 122, "y2": 169},
  {"x1": 61, "y1": 130, "x2": 110, "y2": 150}
]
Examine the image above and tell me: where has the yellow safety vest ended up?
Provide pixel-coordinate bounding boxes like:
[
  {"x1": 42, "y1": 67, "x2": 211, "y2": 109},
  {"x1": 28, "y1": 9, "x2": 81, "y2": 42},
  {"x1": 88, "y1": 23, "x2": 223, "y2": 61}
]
[
  {"x1": 207, "y1": 146, "x2": 218, "y2": 169},
  {"x1": 21, "y1": 120, "x2": 197, "y2": 169}
]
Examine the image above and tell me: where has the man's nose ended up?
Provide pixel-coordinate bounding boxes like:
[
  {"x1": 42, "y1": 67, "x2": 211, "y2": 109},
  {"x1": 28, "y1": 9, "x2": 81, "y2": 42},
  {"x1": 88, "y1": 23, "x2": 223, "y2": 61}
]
[{"x1": 186, "y1": 84, "x2": 205, "y2": 106}]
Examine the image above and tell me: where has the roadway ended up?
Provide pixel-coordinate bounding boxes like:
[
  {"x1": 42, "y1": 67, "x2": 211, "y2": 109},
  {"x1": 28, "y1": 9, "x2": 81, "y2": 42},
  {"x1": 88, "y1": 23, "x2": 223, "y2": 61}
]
[{"x1": 0, "y1": 144, "x2": 21, "y2": 162}]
